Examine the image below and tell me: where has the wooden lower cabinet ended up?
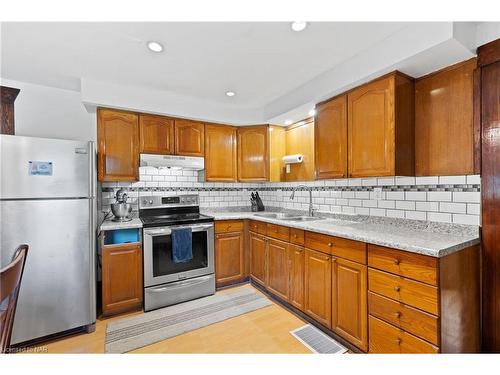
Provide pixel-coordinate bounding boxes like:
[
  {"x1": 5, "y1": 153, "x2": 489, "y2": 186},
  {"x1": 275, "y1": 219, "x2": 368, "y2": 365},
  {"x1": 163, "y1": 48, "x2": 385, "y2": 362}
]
[
  {"x1": 215, "y1": 231, "x2": 245, "y2": 287},
  {"x1": 101, "y1": 243, "x2": 143, "y2": 316},
  {"x1": 267, "y1": 238, "x2": 290, "y2": 301},
  {"x1": 288, "y1": 245, "x2": 305, "y2": 311},
  {"x1": 331, "y1": 257, "x2": 368, "y2": 351},
  {"x1": 250, "y1": 232, "x2": 267, "y2": 286},
  {"x1": 369, "y1": 316, "x2": 438, "y2": 353},
  {"x1": 304, "y1": 248, "x2": 332, "y2": 328}
]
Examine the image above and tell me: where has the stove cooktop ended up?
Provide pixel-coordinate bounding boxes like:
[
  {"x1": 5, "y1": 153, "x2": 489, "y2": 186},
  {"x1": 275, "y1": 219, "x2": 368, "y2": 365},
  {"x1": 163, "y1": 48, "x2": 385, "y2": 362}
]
[{"x1": 140, "y1": 212, "x2": 214, "y2": 228}]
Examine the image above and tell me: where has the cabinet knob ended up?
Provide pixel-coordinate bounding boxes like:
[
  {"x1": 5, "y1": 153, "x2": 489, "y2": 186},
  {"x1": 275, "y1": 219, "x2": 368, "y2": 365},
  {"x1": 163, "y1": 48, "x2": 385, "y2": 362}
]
[
  {"x1": 293, "y1": 234, "x2": 297, "y2": 238},
  {"x1": 328, "y1": 242, "x2": 333, "y2": 247},
  {"x1": 395, "y1": 311, "x2": 402, "y2": 318},
  {"x1": 394, "y1": 286, "x2": 401, "y2": 292},
  {"x1": 395, "y1": 338, "x2": 402, "y2": 345},
  {"x1": 394, "y1": 259, "x2": 400, "y2": 265},
  {"x1": 332, "y1": 258, "x2": 337, "y2": 263}
]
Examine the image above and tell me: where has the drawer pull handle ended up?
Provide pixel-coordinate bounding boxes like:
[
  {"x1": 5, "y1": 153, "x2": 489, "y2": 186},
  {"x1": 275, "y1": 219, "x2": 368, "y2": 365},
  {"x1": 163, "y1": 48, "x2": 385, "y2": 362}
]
[
  {"x1": 394, "y1": 286, "x2": 401, "y2": 292},
  {"x1": 395, "y1": 338, "x2": 402, "y2": 345},
  {"x1": 395, "y1": 311, "x2": 401, "y2": 318},
  {"x1": 394, "y1": 259, "x2": 400, "y2": 265},
  {"x1": 328, "y1": 242, "x2": 333, "y2": 247}
]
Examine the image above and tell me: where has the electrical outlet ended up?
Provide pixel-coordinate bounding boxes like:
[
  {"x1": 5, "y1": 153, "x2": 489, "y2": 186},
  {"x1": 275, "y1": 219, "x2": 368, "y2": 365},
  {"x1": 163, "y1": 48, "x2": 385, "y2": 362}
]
[{"x1": 373, "y1": 187, "x2": 383, "y2": 200}]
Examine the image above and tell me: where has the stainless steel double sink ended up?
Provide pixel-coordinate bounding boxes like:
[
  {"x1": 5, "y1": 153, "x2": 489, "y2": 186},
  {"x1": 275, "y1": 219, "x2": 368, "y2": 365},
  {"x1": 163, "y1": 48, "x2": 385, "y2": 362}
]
[{"x1": 253, "y1": 212, "x2": 326, "y2": 222}]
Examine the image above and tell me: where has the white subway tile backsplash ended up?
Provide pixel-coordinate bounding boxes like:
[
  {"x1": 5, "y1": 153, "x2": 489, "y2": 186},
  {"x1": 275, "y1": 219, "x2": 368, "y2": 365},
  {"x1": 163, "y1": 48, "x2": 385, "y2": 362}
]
[
  {"x1": 453, "y1": 191, "x2": 481, "y2": 203},
  {"x1": 415, "y1": 176, "x2": 439, "y2": 185},
  {"x1": 102, "y1": 170, "x2": 480, "y2": 226},
  {"x1": 428, "y1": 191, "x2": 452, "y2": 202},
  {"x1": 439, "y1": 202, "x2": 467, "y2": 214},
  {"x1": 386, "y1": 209, "x2": 405, "y2": 218},
  {"x1": 453, "y1": 214, "x2": 480, "y2": 226},
  {"x1": 427, "y1": 212, "x2": 452, "y2": 223},
  {"x1": 405, "y1": 191, "x2": 427, "y2": 201},
  {"x1": 416, "y1": 201, "x2": 439, "y2": 212},
  {"x1": 467, "y1": 203, "x2": 481, "y2": 215},
  {"x1": 396, "y1": 201, "x2": 415, "y2": 210},
  {"x1": 406, "y1": 211, "x2": 426, "y2": 221},
  {"x1": 439, "y1": 175, "x2": 466, "y2": 185}
]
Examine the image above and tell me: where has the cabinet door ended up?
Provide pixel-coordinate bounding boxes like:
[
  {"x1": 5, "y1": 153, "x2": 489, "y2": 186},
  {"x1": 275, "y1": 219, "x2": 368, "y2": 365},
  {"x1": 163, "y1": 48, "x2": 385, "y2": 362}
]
[
  {"x1": 237, "y1": 125, "x2": 269, "y2": 181},
  {"x1": 102, "y1": 243, "x2": 143, "y2": 316},
  {"x1": 267, "y1": 238, "x2": 290, "y2": 301},
  {"x1": 97, "y1": 108, "x2": 139, "y2": 181},
  {"x1": 174, "y1": 119, "x2": 205, "y2": 156},
  {"x1": 304, "y1": 248, "x2": 332, "y2": 328},
  {"x1": 415, "y1": 59, "x2": 476, "y2": 176},
  {"x1": 332, "y1": 257, "x2": 368, "y2": 351},
  {"x1": 139, "y1": 114, "x2": 175, "y2": 154},
  {"x1": 289, "y1": 245, "x2": 305, "y2": 311},
  {"x1": 348, "y1": 76, "x2": 395, "y2": 177},
  {"x1": 250, "y1": 232, "x2": 267, "y2": 286},
  {"x1": 205, "y1": 124, "x2": 237, "y2": 181},
  {"x1": 315, "y1": 95, "x2": 347, "y2": 179},
  {"x1": 215, "y1": 231, "x2": 244, "y2": 287}
]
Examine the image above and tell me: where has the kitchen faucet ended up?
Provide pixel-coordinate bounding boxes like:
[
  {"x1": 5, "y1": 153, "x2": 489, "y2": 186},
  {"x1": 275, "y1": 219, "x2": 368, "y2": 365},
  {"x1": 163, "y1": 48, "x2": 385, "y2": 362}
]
[{"x1": 290, "y1": 185, "x2": 315, "y2": 217}]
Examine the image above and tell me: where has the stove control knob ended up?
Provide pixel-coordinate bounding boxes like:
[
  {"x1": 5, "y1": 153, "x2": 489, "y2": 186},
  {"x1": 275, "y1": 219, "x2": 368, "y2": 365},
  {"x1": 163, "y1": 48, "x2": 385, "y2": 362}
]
[{"x1": 149, "y1": 200, "x2": 153, "y2": 204}]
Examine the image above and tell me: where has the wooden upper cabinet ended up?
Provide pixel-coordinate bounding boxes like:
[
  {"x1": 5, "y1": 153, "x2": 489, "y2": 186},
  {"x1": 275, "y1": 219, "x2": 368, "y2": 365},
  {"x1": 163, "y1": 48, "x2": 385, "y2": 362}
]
[
  {"x1": 97, "y1": 108, "x2": 139, "y2": 182},
  {"x1": 205, "y1": 124, "x2": 237, "y2": 181},
  {"x1": 348, "y1": 73, "x2": 414, "y2": 177},
  {"x1": 415, "y1": 59, "x2": 476, "y2": 176},
  {"x1": 139, "y1": 114, "x2": 175, "y2": 155},
  {"x1": 315, "y1": 96, "x2": 347, "y2": 179},
  {"x1": 237, "y1": 125, "x2": 269, "y2": 181},
  {"x1": 286, "y1": 119, "x2": 315, "y2": 182},
  {"x1": 174, "y1": 119, "x2": 205, "y2": 156},
  {"x1": 332, "y1": 257, "x2": 368, "y2": 351}
]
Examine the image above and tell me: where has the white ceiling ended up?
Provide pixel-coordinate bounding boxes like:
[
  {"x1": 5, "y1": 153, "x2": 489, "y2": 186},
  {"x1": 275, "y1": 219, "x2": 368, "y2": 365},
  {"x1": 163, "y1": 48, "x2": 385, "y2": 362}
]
[{"x1": 1, "y1": 22, "x2": 498, "y2": 125}]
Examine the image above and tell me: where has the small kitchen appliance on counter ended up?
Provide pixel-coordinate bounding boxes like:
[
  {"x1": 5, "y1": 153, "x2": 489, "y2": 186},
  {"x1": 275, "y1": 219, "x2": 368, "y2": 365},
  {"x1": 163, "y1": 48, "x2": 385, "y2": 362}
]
[
  {"x1": 139, "y1": 194, "x2": 215, "y2": 311},
  {"x1": 110, "y1": 188, "x2": 132, "y2": 222}
]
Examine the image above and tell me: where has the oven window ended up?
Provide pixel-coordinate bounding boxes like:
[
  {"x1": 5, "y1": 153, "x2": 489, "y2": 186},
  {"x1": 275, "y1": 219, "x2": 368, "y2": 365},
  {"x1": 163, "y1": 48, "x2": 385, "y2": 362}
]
[{"x1": 151, "y1": 231, "x2": 208, "y2": 277}]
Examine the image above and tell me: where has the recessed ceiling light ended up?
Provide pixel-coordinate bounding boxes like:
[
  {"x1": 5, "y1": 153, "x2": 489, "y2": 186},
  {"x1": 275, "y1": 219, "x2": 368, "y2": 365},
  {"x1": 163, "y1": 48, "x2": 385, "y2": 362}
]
[
  {"x1": 291, "y1": 22, "x2": 308, "y2": 32},
  {"x1": 225, "y1": 91, "x2": 236, "y2": 97},
  {"x1": 284, "y1": 120, "x2": 292, "y2": 125},
  {"x1": 147, "y1": 41, "x2": 163, "y2": 53},
  {"x1": 309, "y1": 109, "x2": 316, "y2": 116}
]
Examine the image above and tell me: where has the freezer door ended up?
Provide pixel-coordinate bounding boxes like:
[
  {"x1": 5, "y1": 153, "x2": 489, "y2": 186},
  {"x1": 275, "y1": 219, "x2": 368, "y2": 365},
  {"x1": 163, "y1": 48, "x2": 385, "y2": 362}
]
[
  {"x1": 0, "y1": 199, "x2": 96, "y2": 344},
  {"x1": 0, "y1": 135, "x2": 94, "y2": 199}
]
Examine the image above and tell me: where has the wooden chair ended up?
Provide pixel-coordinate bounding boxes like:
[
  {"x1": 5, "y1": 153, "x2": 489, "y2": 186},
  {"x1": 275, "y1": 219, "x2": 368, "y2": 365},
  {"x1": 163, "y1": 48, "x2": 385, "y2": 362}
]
[{"x1": 0, "y1": 244, "x2": 29, "y2": 353}]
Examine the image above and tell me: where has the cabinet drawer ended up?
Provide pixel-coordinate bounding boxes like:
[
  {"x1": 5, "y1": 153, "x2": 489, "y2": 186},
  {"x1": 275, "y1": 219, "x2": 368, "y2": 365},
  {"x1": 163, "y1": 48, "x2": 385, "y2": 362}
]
[
  {"x1": 369, "y1": 316, "x2": 439, "y2": 353},
  {"x1": 368, "y1": 269, "x2": 438, "y2": 315},
  {"x1": 215, "y1": 220, "x2": 244, "y2": 234},
  {"x1": 290, "y1": 228, "x2": 305, "y2": 245},
  {"x1": 368, "y1": 244, "x2": 437, "y2": 285},
  {"x1": 248, "y1": 220, "x2": 267, "y2": 235},
  {"x1": 267, "y1": 223, "x2": 290, "y2": 242},
  {"x1": 305, "y1": 231, "x2": 366, "y2": 263},
  {"x1": 368, "y1": 291, "x2": 439, "y2": 345}
]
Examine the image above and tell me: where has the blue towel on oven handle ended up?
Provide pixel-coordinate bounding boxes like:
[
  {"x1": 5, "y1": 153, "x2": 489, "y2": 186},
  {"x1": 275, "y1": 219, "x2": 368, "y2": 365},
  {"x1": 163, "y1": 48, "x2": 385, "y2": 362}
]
[{"x1": 171, "y1": 227, "x2": 193, "y2": 263}]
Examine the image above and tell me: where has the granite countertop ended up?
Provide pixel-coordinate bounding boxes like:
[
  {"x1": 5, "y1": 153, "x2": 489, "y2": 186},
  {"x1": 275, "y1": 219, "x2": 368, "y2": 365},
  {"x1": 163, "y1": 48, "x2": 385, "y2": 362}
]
[
  {"x1": 100, "y1": 215, "x2": 143, "y2": 231},
  {"x1": 201, "y1": 208, "x2": 480, "y2": 258}
]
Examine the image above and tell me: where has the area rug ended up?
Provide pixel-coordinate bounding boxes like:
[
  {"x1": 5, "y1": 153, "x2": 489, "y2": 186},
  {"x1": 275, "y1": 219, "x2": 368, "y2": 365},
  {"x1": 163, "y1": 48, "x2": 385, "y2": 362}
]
[
  {"x1": 290, "y1": 325, "x2": 347, "y2": 354},
  {"x1": 105, "y1": 288, "x2": 272, "y2": 353}
]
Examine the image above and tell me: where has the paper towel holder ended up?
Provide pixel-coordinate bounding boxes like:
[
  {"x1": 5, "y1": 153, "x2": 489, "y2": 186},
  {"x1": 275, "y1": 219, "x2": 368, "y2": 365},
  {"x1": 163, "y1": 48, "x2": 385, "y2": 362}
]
[{"x1": 282, "y1": 154, "x2": 304, "y2": 164}]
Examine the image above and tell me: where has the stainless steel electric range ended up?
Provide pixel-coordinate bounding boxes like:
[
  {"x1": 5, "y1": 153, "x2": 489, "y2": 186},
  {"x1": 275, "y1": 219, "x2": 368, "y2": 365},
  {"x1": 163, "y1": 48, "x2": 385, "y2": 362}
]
[{"x1": 139, "y1": 194, "x2": 215, "y2": 311}]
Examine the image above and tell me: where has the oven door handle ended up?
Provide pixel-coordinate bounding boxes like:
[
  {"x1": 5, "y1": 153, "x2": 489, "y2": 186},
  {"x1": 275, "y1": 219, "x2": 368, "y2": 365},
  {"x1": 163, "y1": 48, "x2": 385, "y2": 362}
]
[
  {"x1": 147, "y1": 275, "x2": 213, "y2": 292},
  {"x1": 144, "y1": 224, "x2": 213, "y2": 236}
]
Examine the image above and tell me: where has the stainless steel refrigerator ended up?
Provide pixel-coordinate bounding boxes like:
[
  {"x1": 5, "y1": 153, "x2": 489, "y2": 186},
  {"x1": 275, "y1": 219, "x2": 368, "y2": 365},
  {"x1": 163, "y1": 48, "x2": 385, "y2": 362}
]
[{"x1": 0, "y1": 134, "x2": 96, "y2": 345}]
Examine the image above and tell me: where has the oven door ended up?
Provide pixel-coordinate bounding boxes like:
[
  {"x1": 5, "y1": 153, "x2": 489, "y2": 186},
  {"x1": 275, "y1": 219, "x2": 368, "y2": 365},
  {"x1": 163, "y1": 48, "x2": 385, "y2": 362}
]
[{"x1": 143, "y1": 223, "x2": 214, "y2": 287}]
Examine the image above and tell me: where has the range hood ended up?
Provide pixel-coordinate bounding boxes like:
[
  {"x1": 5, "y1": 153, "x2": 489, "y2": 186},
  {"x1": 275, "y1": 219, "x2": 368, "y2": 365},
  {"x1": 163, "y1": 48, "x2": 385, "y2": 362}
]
[{"x1": 140, "y1": 154, "x2": 205, "y2": 170}]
